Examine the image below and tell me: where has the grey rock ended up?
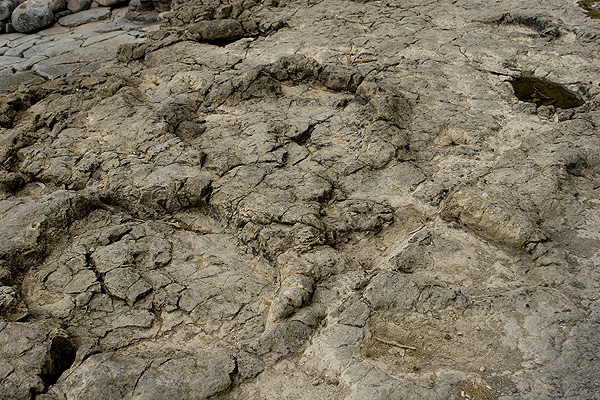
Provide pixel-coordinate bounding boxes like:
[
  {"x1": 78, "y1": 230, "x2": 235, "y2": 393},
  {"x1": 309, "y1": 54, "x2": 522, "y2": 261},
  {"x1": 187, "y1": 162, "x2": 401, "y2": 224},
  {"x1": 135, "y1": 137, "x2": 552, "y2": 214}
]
[
  {"x1": 32, "y1": 59, "x2": 85, "y2": 79},
  {"x1": 0, "y1": 54, "x2": 23, "y2": 67},
  {"x1": 236, "y1": 351, "x2": 265, "y2": 379},
  {"x1": 303, "y1": 324, "x2": 364, "y2": 375},
  {"x1": 103, "y1": 267, "x2": 152, "y2": 305},
  {"x1": 389, "y1": 242, "x2": 433, "y2": 273},
  {"x1": 128, "y1": 0, "x2": 153, "y2": 12},
  {"x1": 57, "y1": 354, "x2": 147, "y2": 399},
  {"x1": 57, "y1": 5, "x2": 109, "y2": 26},
  {"x1": 185, "y1": 19, "x2": 245, "y2": 44},
  {"x1": 0, "y1": 323, "x2": 76, "y2": 400},
  {"x1": 54, "y1": 9, "x2": 69, "y2": 18},
  {"x1": 363, "y1": 271, "x2": 419, "y2": 312},
  {"x1": 37, "y1": 0, "x2": 65, "y2": 13},
  {"x1": 0, "y1": 71, "x2": 44, "y2": 92},
  {"x1": 0, "y1": 191, "x2": 91, "y2": 284},
  {"x1": 0, "y1": 0, "x2": 17, "y2": 22},
  {"x1": 95, "y1": 0, "x2": 122, "y2": 5},
  {"x1": 0, "y1": 286, "x2": 28, "y2": 321},
  {"x1": 132, "y1": 356, "x2": 235, "y2": 399},
  {"x1": 11, "y1": 0, "x2": 54, "y2": 33},
  {"x1": 67, "y1": 0, "x2": 90, "y2": 12}
]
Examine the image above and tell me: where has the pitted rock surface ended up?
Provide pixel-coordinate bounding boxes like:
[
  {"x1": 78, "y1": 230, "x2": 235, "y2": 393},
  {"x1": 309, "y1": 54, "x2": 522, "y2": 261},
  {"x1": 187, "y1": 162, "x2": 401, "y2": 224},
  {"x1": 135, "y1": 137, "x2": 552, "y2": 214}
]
[{"x1": 1, "y1": 1, "x2": 600, "y2": 399}]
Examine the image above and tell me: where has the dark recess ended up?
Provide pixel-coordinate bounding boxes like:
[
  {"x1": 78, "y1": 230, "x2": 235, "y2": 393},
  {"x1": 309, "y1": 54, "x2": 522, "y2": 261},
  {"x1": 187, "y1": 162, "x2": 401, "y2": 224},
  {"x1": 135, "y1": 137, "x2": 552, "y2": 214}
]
[
  {"x1": 578, "y1": 0, "x2": 600, "y2": 19},
  {"x1": 509, "y1": 76, "x2": 585, "y2": 109},
  {"x1": 490, "y1": 13, "x2": 560, "y2": 37},
  {"x1": 40, "y1": 336, "x2": 77, "y2": 388}
]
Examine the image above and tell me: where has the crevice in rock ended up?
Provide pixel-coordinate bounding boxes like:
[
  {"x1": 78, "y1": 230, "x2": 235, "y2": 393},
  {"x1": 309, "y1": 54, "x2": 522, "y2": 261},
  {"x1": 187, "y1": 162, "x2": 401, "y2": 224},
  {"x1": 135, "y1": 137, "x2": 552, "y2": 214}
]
[
  {"x1": 292, "y1": 121, "x2": 318, "y2": 145},
  {"x1": 39, "y1": 336, "x2": 77, "y2": 388},
  {"x1": 85, "y1": 252, "x2": 107, "y2": 295}
]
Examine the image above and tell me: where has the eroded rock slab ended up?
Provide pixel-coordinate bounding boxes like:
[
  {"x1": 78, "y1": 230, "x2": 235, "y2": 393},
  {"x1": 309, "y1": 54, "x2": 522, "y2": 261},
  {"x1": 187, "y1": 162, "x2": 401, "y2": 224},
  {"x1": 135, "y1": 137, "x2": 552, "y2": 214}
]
[{"x1": 1, "y1": 1, "x2": 600, "y2": 399}]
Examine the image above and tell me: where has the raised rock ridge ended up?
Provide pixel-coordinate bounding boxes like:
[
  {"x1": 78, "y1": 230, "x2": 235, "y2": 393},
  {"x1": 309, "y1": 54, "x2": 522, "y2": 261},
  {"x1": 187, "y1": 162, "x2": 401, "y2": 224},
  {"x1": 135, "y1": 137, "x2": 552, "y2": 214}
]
[{"x1": 1, "y1": 1, "x2": 600, "y2": 399}]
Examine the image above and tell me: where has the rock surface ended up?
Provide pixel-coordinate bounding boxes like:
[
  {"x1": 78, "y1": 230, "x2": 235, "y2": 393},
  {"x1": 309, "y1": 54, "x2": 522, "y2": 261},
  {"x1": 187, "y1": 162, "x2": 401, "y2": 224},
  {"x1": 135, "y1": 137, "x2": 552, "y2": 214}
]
[
  {"x1": 1, "y1": 0, "x2": 600, "y2": 399},
  {"x1": 0, "y1": 6, "x2": 145, "y2": 91},
  {"x1": 66, "y1": 0, "x2": 90, "y2": 13}
]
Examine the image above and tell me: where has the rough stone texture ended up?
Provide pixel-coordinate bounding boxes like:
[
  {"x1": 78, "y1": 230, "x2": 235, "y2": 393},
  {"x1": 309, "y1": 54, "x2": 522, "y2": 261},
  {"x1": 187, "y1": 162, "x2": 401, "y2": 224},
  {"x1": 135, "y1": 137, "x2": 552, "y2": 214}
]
[
  {"x1": 0, "y1": 7, "x2": 145, "y2": 93},
  {"x1": 57, "y1": 6, "x2": 110, "y2": 26},
  {"x1": 37, "y1": 0, "x2": 65, "y2": 14},
  {"x1": 0, "y1": 0, "x2": 17, "y2": 22},
  {"x1": 95, "y1": 0, "x2": 122, "y2": 5},
  {"x1": 66, "y1": 0, "x2": 90, "y2": 13},
  {"x1": 11, "y1": 0, "x2": 54, "y2": 33},
  {"x1": 1, "y1": 1, "x2": 600, "y2": 400}
]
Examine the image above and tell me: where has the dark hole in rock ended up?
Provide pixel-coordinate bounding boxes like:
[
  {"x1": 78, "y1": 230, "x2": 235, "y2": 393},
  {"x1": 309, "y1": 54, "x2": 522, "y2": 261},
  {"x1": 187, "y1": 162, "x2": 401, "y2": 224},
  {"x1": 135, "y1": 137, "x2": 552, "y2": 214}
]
[
  {"x1": 578, "y1": 0, "x2": 600, "y2": 19},
  {"x1": 509, "y1": 77, "x2": 584, "y2": 109},
  {"x1": 40, "y1": 336, "x2": 77, "y2": 387}
]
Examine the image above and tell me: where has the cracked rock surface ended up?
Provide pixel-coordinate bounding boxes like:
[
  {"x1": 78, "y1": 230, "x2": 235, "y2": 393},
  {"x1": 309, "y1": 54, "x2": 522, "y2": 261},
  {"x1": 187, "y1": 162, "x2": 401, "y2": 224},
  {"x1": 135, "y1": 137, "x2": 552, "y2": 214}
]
[{"x1": 1, "y1": 0, "x2": 600, "y2": 399}]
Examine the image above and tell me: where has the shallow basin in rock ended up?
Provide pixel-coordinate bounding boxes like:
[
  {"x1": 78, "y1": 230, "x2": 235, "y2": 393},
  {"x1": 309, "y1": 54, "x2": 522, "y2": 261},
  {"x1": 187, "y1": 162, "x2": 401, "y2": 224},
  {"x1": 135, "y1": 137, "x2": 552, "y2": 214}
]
[
  {"x1": 578, "y1": 0, "x2": 600, "y2": 18},
  {"x1": 509, "y1": 76, "x2": 584, "y2": 109}
]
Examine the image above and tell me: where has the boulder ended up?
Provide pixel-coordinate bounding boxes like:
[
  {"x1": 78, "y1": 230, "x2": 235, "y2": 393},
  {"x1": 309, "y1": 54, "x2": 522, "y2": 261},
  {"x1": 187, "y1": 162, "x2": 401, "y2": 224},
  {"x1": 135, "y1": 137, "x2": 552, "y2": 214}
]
[
  {"x1": 0, "y1": 0, "x2": 17, "y2": 21},
  {"x1": 11, "y1": 0, "x2": 53, "y2": 33},
  {"x1": 37, "y1": 0, "x2": 64, "y2": 13}
]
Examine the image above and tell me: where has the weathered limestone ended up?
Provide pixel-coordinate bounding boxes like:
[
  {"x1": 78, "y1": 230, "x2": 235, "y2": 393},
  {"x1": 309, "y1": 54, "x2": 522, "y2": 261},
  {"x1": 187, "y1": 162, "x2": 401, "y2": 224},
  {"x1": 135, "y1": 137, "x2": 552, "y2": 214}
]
[{"x1": 1, "y1": 1, "x2": 600, "y2": 399}]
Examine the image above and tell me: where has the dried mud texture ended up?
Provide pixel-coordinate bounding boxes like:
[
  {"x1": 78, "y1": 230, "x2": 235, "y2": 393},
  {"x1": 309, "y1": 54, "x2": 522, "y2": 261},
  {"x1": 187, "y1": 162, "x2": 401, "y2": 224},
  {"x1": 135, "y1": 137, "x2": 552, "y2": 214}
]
[{"x1": 1, "y1": 1, "x2": 600, "y2": 399}]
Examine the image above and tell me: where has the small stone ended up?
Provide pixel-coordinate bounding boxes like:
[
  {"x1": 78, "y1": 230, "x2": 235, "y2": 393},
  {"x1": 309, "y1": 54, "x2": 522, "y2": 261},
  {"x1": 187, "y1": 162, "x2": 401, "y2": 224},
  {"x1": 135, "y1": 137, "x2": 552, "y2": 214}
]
[
  {"x1": 67, "y1": 0, "x2": 89, "y2": 12},
  {"x1": 11, "y1": 0, "x2": 54, "y2": 33}
]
